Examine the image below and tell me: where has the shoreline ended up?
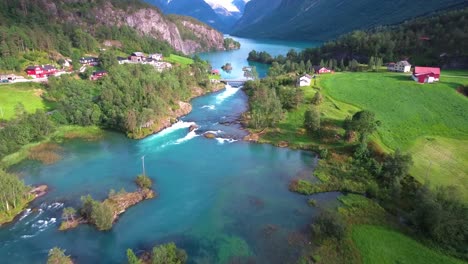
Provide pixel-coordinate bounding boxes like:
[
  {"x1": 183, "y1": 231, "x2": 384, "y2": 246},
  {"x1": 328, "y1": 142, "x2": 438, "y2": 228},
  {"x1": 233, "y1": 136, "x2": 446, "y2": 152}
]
[{"x1": 0, "y1": 185, "x2": 48, "y2": 226}]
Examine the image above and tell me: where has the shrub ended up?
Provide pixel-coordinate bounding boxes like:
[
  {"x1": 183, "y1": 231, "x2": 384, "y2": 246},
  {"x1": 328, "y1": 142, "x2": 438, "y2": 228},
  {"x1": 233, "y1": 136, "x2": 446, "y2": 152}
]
[
  {"x1": 47, "y1": 247, "x2": 73, "y2": 264},
  {"x1": 152, "y1": 243, "x2": 187, "y2": 264},
  {"x1": 312, "y1": 210, "x2": 346, "y2": 241},
  {"x1": 136, "y1": 175, "x2": 152, "y2": 189}
]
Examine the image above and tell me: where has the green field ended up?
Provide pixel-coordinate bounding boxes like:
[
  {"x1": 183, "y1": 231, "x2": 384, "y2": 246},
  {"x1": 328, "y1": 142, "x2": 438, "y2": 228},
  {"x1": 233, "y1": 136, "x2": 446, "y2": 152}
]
[
  {"x1": 352, "y1": 225, "x2": 466, "y2": 264},
  {"x1": 321, "y1": 72, "x2": 468, "y2": 195},
  {"x1": 409, "y1": 136, "x2": 468, "y2": 198},
  {"x1": 322, "y1": 72, "x2": 468, "y2": 150},
  {"x1": 165, "y1": 54, "x2": 194, "y2": 65},
  {"x1": 0, "y1": 82, "x2": 49, "y2": 120}
]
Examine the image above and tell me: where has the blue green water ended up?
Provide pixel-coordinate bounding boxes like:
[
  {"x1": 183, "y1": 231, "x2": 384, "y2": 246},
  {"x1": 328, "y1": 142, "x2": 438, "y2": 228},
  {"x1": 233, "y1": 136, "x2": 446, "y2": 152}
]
[
  {"x1": 0, "y1": 38, "x2": 333, "y2": 264},
  {"x1": 199, "y1": 36, "x2": 320, "y2": 79}
]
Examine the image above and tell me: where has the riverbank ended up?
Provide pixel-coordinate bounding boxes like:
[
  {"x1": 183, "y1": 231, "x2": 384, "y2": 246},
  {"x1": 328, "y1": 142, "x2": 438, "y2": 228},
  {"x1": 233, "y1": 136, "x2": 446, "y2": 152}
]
[
  {"x1": 129, "y1": 82, "x2": 226, "y2": 139},
  {"x1": 0, "y1": 185, "x2": 48, "y2": 226},
  {"x1": 0, "y1": 126, "x2": 104, "y2": 169}
]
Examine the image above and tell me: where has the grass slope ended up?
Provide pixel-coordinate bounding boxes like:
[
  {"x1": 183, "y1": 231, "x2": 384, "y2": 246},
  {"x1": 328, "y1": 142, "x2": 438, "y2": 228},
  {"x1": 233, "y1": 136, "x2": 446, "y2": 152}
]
[
  {"x1": 322, "y1": 72, "x2": 468, "y2": 150},
  {"x1": 352, "y1": 225, "x2": 466, "y2": 264},
  {"x1": 0, "y1": 83, "x2": 49, "y2": 120},
  {"x1": 165, "y1": 54, "x2": 193, "y2": 65},
  {"x1": 321, "y1": 72, "x2": 468, "y2": 195}
]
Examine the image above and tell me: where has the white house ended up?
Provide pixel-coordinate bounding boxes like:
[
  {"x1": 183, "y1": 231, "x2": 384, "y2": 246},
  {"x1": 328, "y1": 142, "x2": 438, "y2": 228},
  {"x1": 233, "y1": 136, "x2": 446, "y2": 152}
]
[
  {"x1": 148, "y1": 53, "x2": 163, "y2": 61},
  {"x1": 392, "y1": 61, "x2": 412, "y2": 72},
  {"x1": 297, "y1": 74, "x2": 312, "y2": 87}
]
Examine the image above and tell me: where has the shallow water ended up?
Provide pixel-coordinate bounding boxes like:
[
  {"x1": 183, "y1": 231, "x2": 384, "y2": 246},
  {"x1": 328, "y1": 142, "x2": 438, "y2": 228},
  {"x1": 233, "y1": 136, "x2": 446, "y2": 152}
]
[{"x1": 0, "y1": 38, "x2": 336, "y2": 264}]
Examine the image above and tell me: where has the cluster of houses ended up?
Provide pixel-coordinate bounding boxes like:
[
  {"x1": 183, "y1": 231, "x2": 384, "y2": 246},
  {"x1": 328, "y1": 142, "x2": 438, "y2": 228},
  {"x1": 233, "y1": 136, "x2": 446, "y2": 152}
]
[
  {"x1": 117, "y1": 52, "x2": 172, "y2": 72},
  {"x1": 387, "y1": 60, "x2": 441, "y2": 84},
  {"x1": 296, "y1": 66, "x2": 333, "y2": 87}
]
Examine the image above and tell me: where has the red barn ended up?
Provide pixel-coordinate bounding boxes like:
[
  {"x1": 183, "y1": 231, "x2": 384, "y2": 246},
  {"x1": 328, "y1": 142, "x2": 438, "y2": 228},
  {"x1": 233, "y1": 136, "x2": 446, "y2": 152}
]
[
  {"x1": 25, "y1": 66, "x2": 45, "y2": 78},
  {"x1": 412, "y1": 67, "x2": 440, "y2": 84}
]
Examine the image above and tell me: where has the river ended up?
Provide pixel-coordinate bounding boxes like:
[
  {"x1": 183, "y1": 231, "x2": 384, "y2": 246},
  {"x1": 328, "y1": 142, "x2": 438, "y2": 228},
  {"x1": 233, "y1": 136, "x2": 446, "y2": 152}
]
[{"x1": 0, "y1": 37, "x2": 334, "y2": 264}]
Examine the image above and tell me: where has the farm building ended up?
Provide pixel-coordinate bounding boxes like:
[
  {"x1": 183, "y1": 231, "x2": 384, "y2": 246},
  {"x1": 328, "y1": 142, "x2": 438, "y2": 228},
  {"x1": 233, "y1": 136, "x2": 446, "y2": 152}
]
[
  {"x1": 297, "y1": 74, "x2": 312, "y2": 87},
  {"x1": 412, "y1": 67, "x2": 440, "y2": 83},
  {"x1": 129, "y1": 52, "x2": 146, "y2": 62},
  {"x1": 389, "y1": 61, "x2": 411, "y2": 72},
  {"x1": 313, "y1": 66, "x2": 332, "y2": 74}
]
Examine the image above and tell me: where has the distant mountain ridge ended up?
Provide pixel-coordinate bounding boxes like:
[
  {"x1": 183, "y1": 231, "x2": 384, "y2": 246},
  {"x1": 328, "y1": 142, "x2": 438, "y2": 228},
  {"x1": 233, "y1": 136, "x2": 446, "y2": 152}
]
[
  {"x1": 145, "y1": 0, "x2": 249, "y2": 32},
  {"x1": 232, "y1": 0, "x2": 468, "y2": 41}
]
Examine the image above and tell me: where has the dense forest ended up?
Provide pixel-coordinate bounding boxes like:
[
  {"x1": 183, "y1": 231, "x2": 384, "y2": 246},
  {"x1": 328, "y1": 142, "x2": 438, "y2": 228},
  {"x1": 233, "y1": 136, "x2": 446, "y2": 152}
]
[
  {"x1": 248, "y1": 8, "x2": 468, "y2": 69},
  {"x1": 0, "y1": 169, "x2": 31, "y2": 221},
  {"x1": 44, "y1": 55, "x2": 210, "y2": 138}
]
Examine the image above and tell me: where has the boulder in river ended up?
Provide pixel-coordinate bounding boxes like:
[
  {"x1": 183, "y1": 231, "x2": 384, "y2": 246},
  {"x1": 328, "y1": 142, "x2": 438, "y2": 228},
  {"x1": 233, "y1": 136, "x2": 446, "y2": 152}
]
[
  {"x1": 189, "y1": 124, "x2": 199, "y2": 132},
  {"x1": 204, "y1": 132, "x2": 216, "y2": 139}
]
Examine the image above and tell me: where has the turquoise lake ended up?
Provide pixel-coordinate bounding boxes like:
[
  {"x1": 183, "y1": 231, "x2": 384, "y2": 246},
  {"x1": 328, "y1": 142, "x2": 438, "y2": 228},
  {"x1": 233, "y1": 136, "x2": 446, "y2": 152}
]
[{"x1": 0, "y1": 37, "x2": 332, "y2": 264}]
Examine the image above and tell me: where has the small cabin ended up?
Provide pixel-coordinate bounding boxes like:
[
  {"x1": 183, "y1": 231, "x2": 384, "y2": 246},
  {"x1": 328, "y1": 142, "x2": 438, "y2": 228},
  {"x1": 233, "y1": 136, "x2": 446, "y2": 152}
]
[
  {"x1": 412, "y1": 67, "x2": 440, "y2": 84},
  {"x1": 90, "y1": 70, "x2": 108, "y2": 81},
  {"x1": 297, "y1": 74, "x2": 312, "y2": 87}
]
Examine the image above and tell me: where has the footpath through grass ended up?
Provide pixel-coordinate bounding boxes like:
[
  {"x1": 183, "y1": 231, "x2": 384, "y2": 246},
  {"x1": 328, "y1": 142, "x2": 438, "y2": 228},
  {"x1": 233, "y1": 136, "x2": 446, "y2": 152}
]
[
  {"x1": 0, "y1": 82, "x2": 49, "y2": 120},
  {"x1": 352, "y1": 225, "x2": 467, "y2": 264}
]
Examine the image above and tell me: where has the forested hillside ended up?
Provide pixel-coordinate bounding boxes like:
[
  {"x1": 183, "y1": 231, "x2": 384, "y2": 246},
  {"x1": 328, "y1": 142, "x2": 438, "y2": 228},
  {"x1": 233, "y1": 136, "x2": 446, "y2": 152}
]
[
  {"x1": 233, "y1": 0, "x2": 468, "y2": 41},
  {"x1": 0, "y1": 0, "x2": 224, "y2": 71},
  {"x1": 249, "y1": 8, "x2": 468, "y2": 69}
]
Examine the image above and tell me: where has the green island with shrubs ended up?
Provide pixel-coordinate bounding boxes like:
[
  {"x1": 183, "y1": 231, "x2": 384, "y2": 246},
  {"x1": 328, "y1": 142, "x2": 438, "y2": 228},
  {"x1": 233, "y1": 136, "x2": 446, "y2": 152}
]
[{"x1": 59, "y1": 175, "x2": 155, "y2": 231}]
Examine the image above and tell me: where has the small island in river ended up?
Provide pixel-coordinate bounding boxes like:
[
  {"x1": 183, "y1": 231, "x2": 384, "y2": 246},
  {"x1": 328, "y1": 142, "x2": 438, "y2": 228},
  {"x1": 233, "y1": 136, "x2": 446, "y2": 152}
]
[{"x1": 59, "y1": 175, "x2": 155, "y2": 231}]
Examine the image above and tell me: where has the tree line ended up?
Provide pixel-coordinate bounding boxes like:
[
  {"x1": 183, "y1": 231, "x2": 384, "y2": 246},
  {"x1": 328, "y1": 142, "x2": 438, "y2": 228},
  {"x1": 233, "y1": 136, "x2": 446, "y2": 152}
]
[{"x1": 248, "y1": 8, "x2": 468, "y2": 71}]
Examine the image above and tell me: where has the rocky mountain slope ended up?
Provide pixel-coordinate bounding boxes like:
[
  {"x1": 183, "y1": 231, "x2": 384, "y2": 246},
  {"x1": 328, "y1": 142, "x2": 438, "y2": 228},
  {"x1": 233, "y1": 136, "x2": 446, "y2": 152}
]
[
  {"x1": 92, "y1": 2, "x2": 225, "y2": 54},
  {"x1": 2, "y1": 0, "x2": 225, "y2": 55},
  {"x1": 232, "y1": 0, "x2": 468, "y2": 41},
  {"x1": 145, "y1": 0, "x2": 249, "y2": 33}
]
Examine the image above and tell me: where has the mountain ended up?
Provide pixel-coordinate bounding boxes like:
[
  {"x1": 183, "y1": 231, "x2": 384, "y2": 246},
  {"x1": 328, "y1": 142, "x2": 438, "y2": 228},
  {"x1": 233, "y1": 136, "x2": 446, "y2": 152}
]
[
  {"x1": 233, "y1": 0, "x2": 468, "y2": 41},
  {"x1": 0, "y1": 0, "x2": 225, "y2": 57},
  {"x1": 145, "y1": 0, "x2": 250, "y2": 32}
]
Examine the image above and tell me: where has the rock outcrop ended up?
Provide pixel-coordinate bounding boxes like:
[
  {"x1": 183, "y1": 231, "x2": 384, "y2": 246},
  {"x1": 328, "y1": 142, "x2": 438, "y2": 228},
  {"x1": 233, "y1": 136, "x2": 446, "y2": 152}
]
[
  {"x1": 95, "y1": 5, "x2": 225, "y2": 54},
  {"x1": 45, "y1": 0, "x2": 226, "y2": 54}
]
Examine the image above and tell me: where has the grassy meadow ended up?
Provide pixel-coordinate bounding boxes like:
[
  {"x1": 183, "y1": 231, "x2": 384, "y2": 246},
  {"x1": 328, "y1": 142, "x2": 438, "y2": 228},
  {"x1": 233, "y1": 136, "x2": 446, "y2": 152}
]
[
  {"x1": 165, "y1": 54, "x2": 194, "y2": 65},
  {"x1": 352, "y1": 225, "x2": 466, "y2": 264},
  {"x1": 321, "y1": 71, "x2": 468, "y2": 196},
  {"x1": 0, "y1": 82, "x2": 50, "y2": 120}
]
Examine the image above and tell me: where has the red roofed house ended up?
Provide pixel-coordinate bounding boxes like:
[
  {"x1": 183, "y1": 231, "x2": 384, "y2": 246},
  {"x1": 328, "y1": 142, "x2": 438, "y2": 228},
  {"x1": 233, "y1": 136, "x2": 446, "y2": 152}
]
[
  {"x1": 412, "y1": 67, "x2": 440, "y2": 84},
  {"x1": 25, "y1": 66, "x2": 45, "y2": 78},
  {"x1": 313, "y1": 66, "x2": 332, "y2": 74},
  {"x1": 90, "y1": 70, "x2": 107, "y2": 81},
  {"x1": 42, "y1": 65, "x2": 57, "y2": 76}
]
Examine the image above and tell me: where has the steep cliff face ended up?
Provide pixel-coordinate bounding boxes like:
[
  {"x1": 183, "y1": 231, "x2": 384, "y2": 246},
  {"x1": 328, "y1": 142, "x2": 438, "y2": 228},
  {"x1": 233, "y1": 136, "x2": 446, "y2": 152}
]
[{"x1": 49, "y1": 0, "x2": 225, "y2": 54}]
